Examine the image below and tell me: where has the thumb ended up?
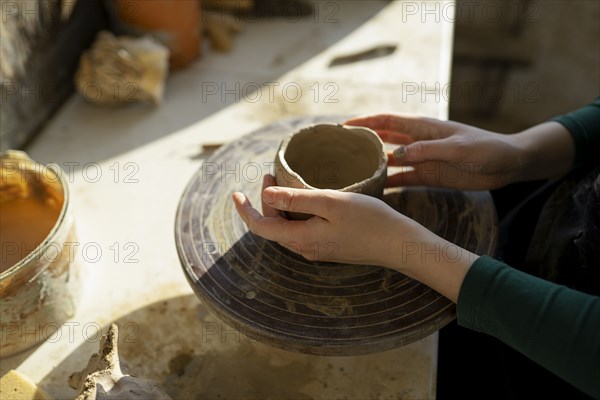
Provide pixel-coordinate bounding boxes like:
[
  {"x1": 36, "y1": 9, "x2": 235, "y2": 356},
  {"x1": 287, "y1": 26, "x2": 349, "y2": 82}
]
[
  {"x1": 262, "y1": 187, "x2": 336, "y2": 217},
  {"x1": 393, "y1": 139, "x2": 456, "y2": 164}
]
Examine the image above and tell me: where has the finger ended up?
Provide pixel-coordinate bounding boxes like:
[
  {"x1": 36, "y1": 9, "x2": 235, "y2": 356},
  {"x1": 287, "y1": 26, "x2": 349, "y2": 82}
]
[
  {"x1": 386, "y1": 170, "x2": 425, "y2": 187},
  {"x1": 232, "y1": 192, "x2": 263, "y2": 225},
  {"x1": 279, "y1": 241, "x2": 301, "y2": 254},
  {"x1": 232, "y1": 192, "x2": 305, "y2": 243},
  {"x1": 262, "y1": 187, "x2": 337, "y2": 218},
  {"x1": 386, "y1": 151, "x2": 413, "y2": 167},
  {"x1": 344, "y1": 114, "x2": 399, "y2": 131},
  {"x1": 397, "y1": 139, "x2": 461, "y2": 164},
  {"x1": 387, "y1": 146, "x2": 412, "y2": 166},
  {"x1": 345, "y1": 114, "x2": 449, "y2": 141},
  {"x1": 375, "y1": 129, "x2": 414, "y2": 145},
  {"x1": 386, "y1": 152, "x2": 397, "y2": 166},
  {"x1": 386, "y1": 162, "x2": 459, "y2": 188},
  {"x1": 261, "y1": 174, "x2": 279, "y2": 218}
]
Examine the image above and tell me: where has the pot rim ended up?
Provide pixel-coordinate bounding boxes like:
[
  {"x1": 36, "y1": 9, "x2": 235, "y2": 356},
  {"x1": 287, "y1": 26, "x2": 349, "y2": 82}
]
[
  {"x1": 0, "y1": 150, "x2": 70, "y2": 280},
  {"x1": 276, "y1": 123, "x2": 387, "y2": 192}
]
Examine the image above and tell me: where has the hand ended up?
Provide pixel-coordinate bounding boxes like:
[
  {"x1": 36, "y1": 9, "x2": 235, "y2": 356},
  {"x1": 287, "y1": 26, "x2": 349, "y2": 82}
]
[
  {"x1": 232, "y1": 175, "x2": 478, "y2": 302},
  {"x1": 232, "y1": 176, "x2": 422, "y2": 268},
  {"x1": 345, "y1": 114, "x2": 573, "y2": 190}
]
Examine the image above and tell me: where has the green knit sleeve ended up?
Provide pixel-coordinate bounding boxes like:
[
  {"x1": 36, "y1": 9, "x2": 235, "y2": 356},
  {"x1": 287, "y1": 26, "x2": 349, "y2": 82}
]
[
  {"x1": 552, "y1": 97, "x2": 600, "y2": 168},
  {"x1": 457, "y1": 256, "x2": 600, "y2": 398}
]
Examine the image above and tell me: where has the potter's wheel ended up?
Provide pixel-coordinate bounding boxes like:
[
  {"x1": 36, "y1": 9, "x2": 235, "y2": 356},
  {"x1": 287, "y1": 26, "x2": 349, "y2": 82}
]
[{"x1": 175, "y1": 116, "x2": 497, "y2": 356}]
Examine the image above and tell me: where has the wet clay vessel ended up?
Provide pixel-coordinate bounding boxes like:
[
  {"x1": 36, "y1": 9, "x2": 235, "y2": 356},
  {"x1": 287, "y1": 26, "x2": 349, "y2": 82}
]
[{"x1": 274, "y1": 124, "x2": 387, "y2": 219}]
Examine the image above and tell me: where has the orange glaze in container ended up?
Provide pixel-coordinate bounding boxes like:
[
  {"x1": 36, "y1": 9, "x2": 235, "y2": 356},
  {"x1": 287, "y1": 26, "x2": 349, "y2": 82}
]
[{"x1": 0, "y1": 151, "x2": 85, "y2": 357}]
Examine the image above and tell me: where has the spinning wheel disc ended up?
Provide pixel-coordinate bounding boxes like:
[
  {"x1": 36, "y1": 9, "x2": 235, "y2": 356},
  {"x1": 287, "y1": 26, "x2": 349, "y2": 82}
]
[{"x1": 175, "y1": 116, "x2": 497, "y2": 356}]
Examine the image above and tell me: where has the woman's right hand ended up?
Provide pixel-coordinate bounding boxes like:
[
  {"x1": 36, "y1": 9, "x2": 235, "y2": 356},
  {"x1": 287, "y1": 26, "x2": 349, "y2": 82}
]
[{"x1": 345, "y1": 114, "x2": 574, "y2": 190}]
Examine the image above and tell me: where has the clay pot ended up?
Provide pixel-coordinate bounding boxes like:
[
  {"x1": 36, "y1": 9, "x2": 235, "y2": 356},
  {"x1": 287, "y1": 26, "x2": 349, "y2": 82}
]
[
  {"x1": 274, "y1": 124, "x2": 387, "y2": 220},
  {"x1": 116, "y1": 0, "x2": 202, "y2": 69}
]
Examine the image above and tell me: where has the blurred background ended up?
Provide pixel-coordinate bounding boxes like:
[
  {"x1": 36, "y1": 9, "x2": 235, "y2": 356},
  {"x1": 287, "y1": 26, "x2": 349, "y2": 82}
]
[
  {"x1": 450, "y1": 0, "x2": 599, "y2": 132},
  {"x1": 1, "y1": 0, "x2": 598, "y2": 151}
]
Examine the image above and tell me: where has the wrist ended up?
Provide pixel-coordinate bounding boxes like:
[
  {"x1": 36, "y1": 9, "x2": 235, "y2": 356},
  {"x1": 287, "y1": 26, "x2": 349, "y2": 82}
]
[
  {"x1": 504, "y1": 131, "x2": 537, "y2": 183},
  {"x1": 508, "y1": 122, "x2": 575, "y2": 181},
  {"x1": 385, "y1": 222, "x2": 479, "y2": 302},
  {"x1": 383, "y1": 219, "x2": 441, "y2": 273}
]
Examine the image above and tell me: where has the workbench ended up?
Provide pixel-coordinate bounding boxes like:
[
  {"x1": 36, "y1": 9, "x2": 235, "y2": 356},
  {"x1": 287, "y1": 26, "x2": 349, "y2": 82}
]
[{"x1": 1, "y1": 1, "x2": 455, "y2": 398}]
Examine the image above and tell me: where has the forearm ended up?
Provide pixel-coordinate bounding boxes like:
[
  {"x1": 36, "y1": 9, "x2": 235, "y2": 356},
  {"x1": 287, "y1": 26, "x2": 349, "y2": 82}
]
[
  {"x1": 510, "y1": 121, "x2": 575, "y2": 182},
  {"x1": 458, "y1": 257, "x2": 600, "y2": 398},
  {"x1": 386, "y1": 224, "x2": 478, "y2": 303},
  {"x1": 387, "y1": 225, "x2": 600, "y2": 397}
]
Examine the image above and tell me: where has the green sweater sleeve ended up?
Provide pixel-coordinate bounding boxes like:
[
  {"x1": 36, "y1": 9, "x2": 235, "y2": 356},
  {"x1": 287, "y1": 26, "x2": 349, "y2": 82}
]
[
  {"x1": 552, "y1": 97, "x2": 600, "y2": 168},
  {"x1": 457, "y1": 256, "x2": 600, "y2": 398}
]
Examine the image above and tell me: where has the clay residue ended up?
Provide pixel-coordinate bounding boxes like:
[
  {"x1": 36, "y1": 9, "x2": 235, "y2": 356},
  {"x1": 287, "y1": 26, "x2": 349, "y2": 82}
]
[
  {"x1": 168, "y1": 352, "x2": 193, "y2": 377},
  {"x1": 69, "y1": 324, "x2": 172, "y2": 400},
  {"x1": 164, "y1": 343, "x2": 314, "y2": 400},
  {"x1": 98, "y1": 294, "x2": 435, "y2": 399},
  {"x1": 305, "y1": 297, "x2": 354, "y2": 317}
]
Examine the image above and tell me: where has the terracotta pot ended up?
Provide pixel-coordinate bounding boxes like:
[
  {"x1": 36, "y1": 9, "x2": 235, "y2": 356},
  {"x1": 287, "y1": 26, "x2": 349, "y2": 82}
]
[
  {"x1": 274, "y1": 124, "x2": 387, "y2": 220},
  {"x1": 116, "y1": 0, "x2": 202, "y2": 69}
]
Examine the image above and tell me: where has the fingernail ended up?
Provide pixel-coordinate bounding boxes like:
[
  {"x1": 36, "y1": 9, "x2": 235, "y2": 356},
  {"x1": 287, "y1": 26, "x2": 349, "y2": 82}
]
[
  {"x1": 232, "y1": 192, "x2": 245, "y2": 203},
  {"x1": 393, "y1": 145, "x2": 406, "y2": 160}
]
